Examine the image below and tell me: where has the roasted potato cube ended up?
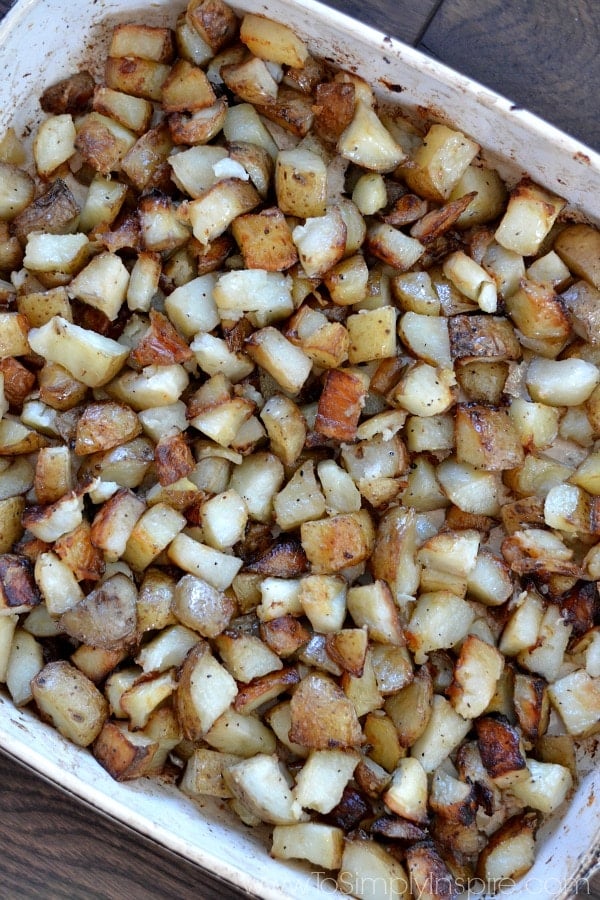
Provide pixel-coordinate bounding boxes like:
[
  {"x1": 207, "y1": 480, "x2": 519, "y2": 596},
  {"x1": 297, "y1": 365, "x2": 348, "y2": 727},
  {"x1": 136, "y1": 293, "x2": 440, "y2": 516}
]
[
  {"x1": 301, "y1": 510, "x2": 375, "y2": 575},
  {"x1": 272, "y1": 822, "x2": 344, "y2": 871},
  {"x1": 221, "y1": 55, "x2": 278, "y2": 106},
  {"x1": 161, "y1": 58, "x2": 216, "y2": 113},
  {"x1": 448, "y1": 634, "x2": 504, "y2": 719},
  {"x1": 476, "y1": 812, "x2": 537, "y2": 888},
  {"x1": 403, "y1": 124, "x2": 479, "y2": 201},
  {"x1": 75, "y1": 112, "x2": 137, "y2": 174},
  {"x1": 176, "y1": 640, "x2": 237, "y2": 739},
  {"x1": 93, "y1": 86, "x2": 153, "y2": 135},
  {"x1": 187, "y1": 0, "x2": 238, "y2": 53},
  {"x1": 105, "y1": 57, "x2": 171, "y2": 102},
  {"x1": 31, "y1": 660, "x2": 108, "y2": 746},
  {"x1": 554, "y1": 223, "x2": 600, "y2": 290},
  {"x1": 338, "y1": 100, "x2": 405, "y2": 173},
  {"x1": 224, "y1": 753, "x2": 303, "y2": 824},
  {"x1": 231, "y1": 207, "x2": 297, "y2": 271},
  {"x1": 187, "y1": 177, "x2": 260, "y2": 245},
  {"x1": 33, "y1": 114, "x2": 76, "y2": 178},
  {"x1": 168, "y1": 98, "x2": 228, "y2": 145},
  {"x1": 548, "y1": 669, "x2": 600, "y2": 737},
  {"x1": 28, "y1": 316, "x2": 129, "y2": 388},
  {"x1": 495, "y1": 178, "x2": 565, "y2": 256},
  {"x1": 289, "y1": 671, "x2": 363, "y2": 750},
  {"x1": 365, "y1": 222, "x2": 425, "y2": 271},
  {"x1": 59, "y1": 573, "x2": 137, "y2": 651},
  {"x1": 109, "y1": 23, "x2": 174, "y2": 62},
  {"x1": 455, "y1": 403, "x2": 524, "y2": 471},
  {"x1": 239, "y1": 13, "x2": 307, "y2": 67},
  {"x1": 120, "y1": 123, "x2": 173, "y2": 192},
  {"x1": 337, "y1": 840, "x2": 410, "y2": 900},
  {"x1": 0, "y1": 162, "x2": 35, "y2": 220},
  {"x1": 275, "y1": 148, "x2": 327, "y2": 219}
]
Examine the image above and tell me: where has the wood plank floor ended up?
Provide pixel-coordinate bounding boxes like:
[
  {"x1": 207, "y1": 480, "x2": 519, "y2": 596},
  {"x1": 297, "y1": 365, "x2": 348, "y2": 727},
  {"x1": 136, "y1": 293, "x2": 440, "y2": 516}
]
[{"x1": 0, "y1": 0, "x2": 598, "y2": 896}]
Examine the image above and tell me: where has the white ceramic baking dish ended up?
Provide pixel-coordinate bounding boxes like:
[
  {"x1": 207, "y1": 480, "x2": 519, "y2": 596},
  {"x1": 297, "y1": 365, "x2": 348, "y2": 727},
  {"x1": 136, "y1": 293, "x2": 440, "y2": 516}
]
[{"x1": 0, "y1": 0, "x2": 599, "y2": 897}]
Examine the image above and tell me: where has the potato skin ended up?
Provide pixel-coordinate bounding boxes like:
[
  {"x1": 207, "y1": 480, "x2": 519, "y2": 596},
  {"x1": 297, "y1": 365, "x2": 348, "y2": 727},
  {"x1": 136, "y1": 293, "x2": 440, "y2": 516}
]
[{"x1": 31, "y1": 661, "x2": 109, "y2": 747}]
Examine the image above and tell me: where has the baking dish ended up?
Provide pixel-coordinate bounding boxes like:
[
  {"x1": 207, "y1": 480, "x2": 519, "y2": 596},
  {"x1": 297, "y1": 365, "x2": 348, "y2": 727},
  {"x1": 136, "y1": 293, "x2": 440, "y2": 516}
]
[{"x1": 0, "y1": 0, "x2": 599, "y2": 896}]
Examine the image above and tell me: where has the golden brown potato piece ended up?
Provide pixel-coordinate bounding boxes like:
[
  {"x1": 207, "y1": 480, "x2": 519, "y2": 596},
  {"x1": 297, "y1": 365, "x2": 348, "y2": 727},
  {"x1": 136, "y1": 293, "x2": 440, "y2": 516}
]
[
  {"x1": 475, "y1": 714, "x2": 527, "y2": 787},
  {"x1": 289, "y1": 671, "x2": 363, "y2": 749},
  {"x1": 74, "y1": 401, "x2": 141, "y2": 455},
  {"x1": 130, "y1": 309, "x2": 193, "y2": 368},
  {"x1": 12, "y1": 179, "x2": 80, "y2": 245},
  {"x1": 231, "y1": 207, "x2": 298, "y2": 271},
  {"x1": 0, "y1": 554, "x2": 40, "y2": 614},
  {"x1": 40, "y1": 71, "x2": 95, "y2": 115},
  {"x1": 314, "y1": 369, "x2": 367, "y2": 442}
]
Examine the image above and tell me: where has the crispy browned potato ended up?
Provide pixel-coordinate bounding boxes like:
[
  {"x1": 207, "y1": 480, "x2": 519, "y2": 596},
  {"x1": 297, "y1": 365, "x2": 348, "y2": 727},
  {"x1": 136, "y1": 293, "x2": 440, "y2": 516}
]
[{"x1": 40, "y1": 71, "x2": 95, "y2": 115}]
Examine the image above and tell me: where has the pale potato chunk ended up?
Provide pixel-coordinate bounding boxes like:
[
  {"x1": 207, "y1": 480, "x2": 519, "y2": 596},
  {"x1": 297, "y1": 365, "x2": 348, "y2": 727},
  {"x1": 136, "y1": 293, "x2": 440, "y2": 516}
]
[
  {"x1": 28, "y1": 316, "x2": 128, "y2": 388},
  {"x1": 495, "y1": 178, "x2": 565, "y2": 256},
  {"x1": 272, "y1": 822, "x2": 344, "y2": 871}
]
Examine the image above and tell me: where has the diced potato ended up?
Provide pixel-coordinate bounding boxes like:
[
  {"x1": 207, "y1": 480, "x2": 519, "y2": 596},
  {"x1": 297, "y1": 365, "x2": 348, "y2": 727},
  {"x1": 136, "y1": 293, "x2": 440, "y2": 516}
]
[
  {"x1": 383, "y1": 757, "x2": 428, "y2": 823},
  {"x1": 213, "y1": 268, "x2": 293, "y2": 324},
  {"x1": 93, "y1": 87, "x2": 153, "y2": 136},
  {"x1": 443, "y1": 250, "x2": 497, "y2": 313},
  {"x1": 389, "y1": 362, "x2": 456, "y2": 417},
  {"x1": 33, "y1": 114, "x2": 76, "y2": 177},
  {"x1": 106, "y1": 364, "x2": 189, "y2": 411},
  {"x1": 411, "y1": 694, "x2": 470, "y2": 773},
  {"x1": 301, "y1": 510, "x2": 375, "y2": 574},
  {"x1": 403, "y1": 124, "x2": 479, "y2": 201},
  {"x1": 0, "y1": 162, "x2": 35, "y2": 220},
  {"x1": 6, "y1": 628, "x2": 44, "y2": 706},
  {"x1": 477, "y1": 813, "x2": 537, "y2": 889},
  {"x1": 338, "y1": 101, "x2": 406, "y2": 173},
  {"x1": 495, "y1": 178, "x2": 565, "y2": 256},
  {"x1": 246, "y1": 326, "x2": 312, "y2": 395},
  {"x1": 223, "y1": 103, "x2": 279, "y2": 159},
  {"x1": 292, "y1": 207, "x2": 347, "y2": 277},
  {"x1": 239, "y1": 13, "x2": 308, "y2": 67},
  {"x1": 365, "y1": 222, "x2": 425, "y2": 271},
  {"x1": 505, "y1": 277, "x2": 570, "y2": 357},
  {"x1": 289, "y1": 671, "x2": 363, "y2": 750},
  {"x1": 337, "y1": 839, "x2": 410, "y2": 900},
  {"x1": 509, "y1": 758, "x2": 572, "y2": 814},
  {"x1": 548, "y1": 669, "x2": 600, "y2": 736},
  {"x1": 187, "y1": 178, "x2": 261, "y2": 245},
  {"x1": 28, "y1": 316, "x2": 128, "y2": 388},
  {"x1": 449, "y1": 163, "x2": 507, "y2": 227},
  {"x1": 176, "y1": 640, "x2": 238, "y2": 737},
  {"x1": 167, "y1": 532, "x2": 243, "y2": 591},
  {"x1": 299, "y1": 574, "x2": 346, "y2": 633},
  {"x1": 554, "y1": 223, "x2": 600, "y2": 290},
  {"x1": 123, "y1": 502, "x2": 186, "y2": 571},
  {"x1": 398, "y1": 311, "x2": 451, "y2": 369},
  {"x1": 272, "y1": 822, "x2": 344, "y2": 871},
  {"x1": 293, "y1": 748, "x2": 359, "y2": 813},
  {"x1": 448, "y1": 634, "x2": 504, "y2": 719},
  {"x1": 105, "y1": 56, "x2": 171, "y2": 102},
  {"x1": 455, "y1": 403, "x2": 524, "y2": 471},
  {"x1": 31, "y1": 660, "x2": 108, "y2": 746},
  {"x1": 347, "y1": 307, "x2": 397, "y2": 364}
]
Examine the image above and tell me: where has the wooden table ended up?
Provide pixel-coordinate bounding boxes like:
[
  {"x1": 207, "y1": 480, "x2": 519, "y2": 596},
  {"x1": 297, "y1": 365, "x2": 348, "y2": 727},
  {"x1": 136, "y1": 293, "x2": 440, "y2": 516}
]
[{"x1": 0, "y1": 0, "x2": 599, "y2": 897}]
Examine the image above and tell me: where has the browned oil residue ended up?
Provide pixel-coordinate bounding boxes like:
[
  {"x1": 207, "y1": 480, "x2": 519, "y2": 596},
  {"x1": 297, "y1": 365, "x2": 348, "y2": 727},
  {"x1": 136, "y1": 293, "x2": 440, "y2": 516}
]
[{"x1": 379, "y1": 78, "x2": 405, "y2": 93}]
